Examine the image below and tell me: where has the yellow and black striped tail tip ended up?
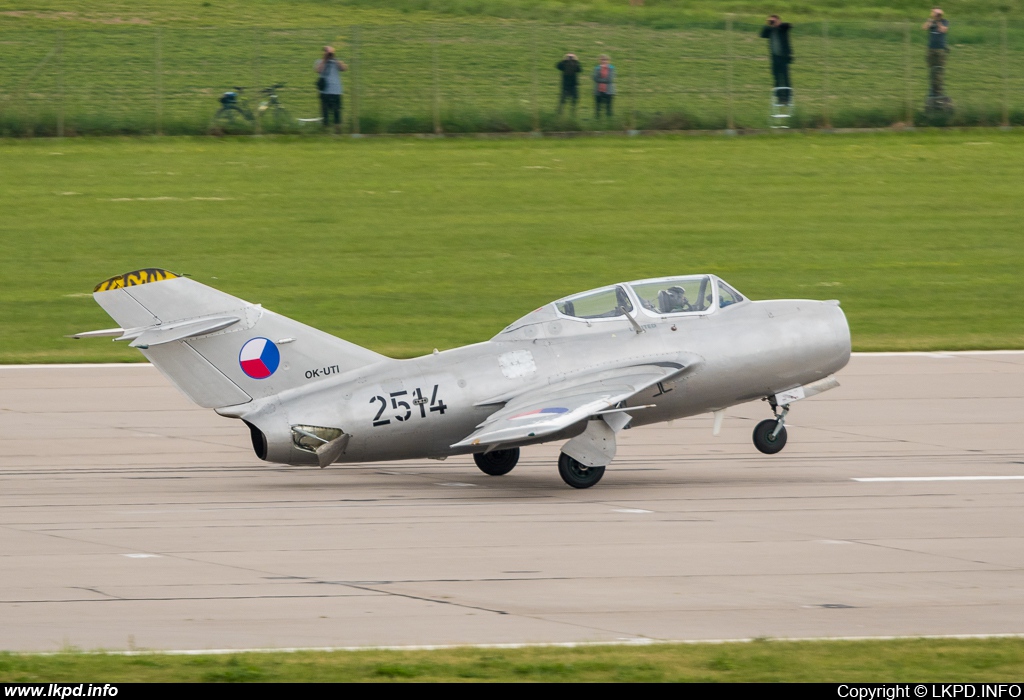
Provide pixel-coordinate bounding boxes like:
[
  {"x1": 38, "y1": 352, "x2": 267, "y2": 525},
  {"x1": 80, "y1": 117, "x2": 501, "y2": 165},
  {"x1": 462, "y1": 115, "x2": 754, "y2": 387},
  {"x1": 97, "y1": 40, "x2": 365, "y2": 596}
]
[{"x1": 94, "y1": 268, "x2": 180, "y2": 293}]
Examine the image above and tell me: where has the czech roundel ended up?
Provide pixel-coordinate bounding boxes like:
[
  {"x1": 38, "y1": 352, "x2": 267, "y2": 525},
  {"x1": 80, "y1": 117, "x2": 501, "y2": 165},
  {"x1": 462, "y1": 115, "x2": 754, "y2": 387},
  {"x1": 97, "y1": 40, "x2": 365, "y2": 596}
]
[{"x1": 239, "y1": 338, "x2": 280, "y2": 379}]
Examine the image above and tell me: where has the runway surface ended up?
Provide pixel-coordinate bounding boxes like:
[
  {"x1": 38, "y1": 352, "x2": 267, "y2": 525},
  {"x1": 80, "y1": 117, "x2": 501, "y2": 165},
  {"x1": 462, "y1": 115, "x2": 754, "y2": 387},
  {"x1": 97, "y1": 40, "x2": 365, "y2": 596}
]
[{"x1": 2, "y1": 353, "x2": 1023, "y2": 652}]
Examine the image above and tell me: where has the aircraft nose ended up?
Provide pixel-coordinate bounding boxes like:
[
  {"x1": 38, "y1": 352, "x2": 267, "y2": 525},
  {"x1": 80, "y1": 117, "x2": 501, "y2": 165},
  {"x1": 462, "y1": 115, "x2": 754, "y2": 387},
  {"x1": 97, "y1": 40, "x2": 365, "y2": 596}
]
[{"x1": 822, "y1": 300, "x2": 852, "y2": 372}]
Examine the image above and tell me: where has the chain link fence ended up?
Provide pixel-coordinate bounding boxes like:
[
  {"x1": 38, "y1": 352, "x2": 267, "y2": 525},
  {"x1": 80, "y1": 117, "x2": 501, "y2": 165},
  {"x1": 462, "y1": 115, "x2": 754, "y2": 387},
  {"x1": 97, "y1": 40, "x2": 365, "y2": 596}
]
[{"x1": 1, "y1": 17, "x2": 1021, "y2": 136}]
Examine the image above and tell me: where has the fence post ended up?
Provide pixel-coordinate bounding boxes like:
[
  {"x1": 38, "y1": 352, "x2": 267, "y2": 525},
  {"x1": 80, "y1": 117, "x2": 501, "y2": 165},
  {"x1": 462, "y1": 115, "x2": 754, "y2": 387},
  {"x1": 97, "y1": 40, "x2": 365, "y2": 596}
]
[
  {"x1": 1001, "y1": 14, "x2": 1010, "y2": 128},
  {"x1": 56, "y1": 28, "x2": 64, "y2": 138},
  {"x1": 155, "y1": 26, "x2": 163, "y2": 136},
  {"x1": 530, "y1": 23, "x2": 540, "y2": 133},
  {"x1": 351, "y1": 26, "x2": 360, "y2": 135},
  {"x1": 903, "y1": 21, "x2": 914, "y2": 126},
  {"x1": 821, "y1": 20, "x2": 831, "y2": 129},
  {"x1": 251, "y1": 28, "x2": 261, "y2": 134},
  {"x1": 432, "y1": 27, "x2": 442, "y2": 134},
  {"x1": 726, "y1": 14, "x2": 735, "y2": 132},
  {"x1": 629, "y1": 24, "x2": 637, "y2": 132}
]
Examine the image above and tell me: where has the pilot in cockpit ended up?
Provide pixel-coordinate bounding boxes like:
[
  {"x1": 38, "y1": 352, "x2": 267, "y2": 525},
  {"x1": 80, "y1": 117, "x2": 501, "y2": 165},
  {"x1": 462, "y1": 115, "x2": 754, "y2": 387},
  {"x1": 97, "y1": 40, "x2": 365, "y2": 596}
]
[{"x1": 658, "y1": 285, "x2": 694, "y2": 313}]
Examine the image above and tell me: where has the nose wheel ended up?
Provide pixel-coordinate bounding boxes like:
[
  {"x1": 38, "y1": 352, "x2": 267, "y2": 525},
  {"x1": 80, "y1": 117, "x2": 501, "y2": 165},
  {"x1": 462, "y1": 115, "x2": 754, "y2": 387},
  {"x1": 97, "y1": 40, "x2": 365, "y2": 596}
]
[{"x1": 753, "y1": 401, "x2": 789, "y2": 454}]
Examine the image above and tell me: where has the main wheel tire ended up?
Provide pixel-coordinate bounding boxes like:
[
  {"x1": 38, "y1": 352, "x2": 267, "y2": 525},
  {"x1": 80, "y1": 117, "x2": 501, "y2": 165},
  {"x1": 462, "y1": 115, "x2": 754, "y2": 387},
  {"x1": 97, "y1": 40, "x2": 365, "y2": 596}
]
[
  {"x1": 557, "y1": 452, "x2": 606, "y2": 489},
  {"x1": 753, "y1": 419, "x2": 788, "y2": 454},
  {"x1": 473, "y1": 448, "x2": 519, "y2": 476}
]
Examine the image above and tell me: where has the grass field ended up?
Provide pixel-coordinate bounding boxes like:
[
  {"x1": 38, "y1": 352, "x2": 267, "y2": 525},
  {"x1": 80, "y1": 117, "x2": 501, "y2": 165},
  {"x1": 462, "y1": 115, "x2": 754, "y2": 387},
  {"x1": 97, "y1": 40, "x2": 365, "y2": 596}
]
[
  {"x1": 3, "y1": 638, "x2": 1024, "y2": 681},
  {"x1": 2, "y1": 0, "x2": 1022, "y2": 26},
  {"x1": 2, "y1": 2, "x2": 1024, "y2": 135},
  {"x1": 1, "y1": 130, "x2": 1022, "y2": 363}
]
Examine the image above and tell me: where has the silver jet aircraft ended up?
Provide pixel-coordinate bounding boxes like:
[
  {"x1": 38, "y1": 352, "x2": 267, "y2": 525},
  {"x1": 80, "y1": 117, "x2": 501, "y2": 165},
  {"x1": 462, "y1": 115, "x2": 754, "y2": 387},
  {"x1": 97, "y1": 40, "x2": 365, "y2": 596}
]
[{"x1": 74, "y1": 269, "x2": 851, "y2": 488}]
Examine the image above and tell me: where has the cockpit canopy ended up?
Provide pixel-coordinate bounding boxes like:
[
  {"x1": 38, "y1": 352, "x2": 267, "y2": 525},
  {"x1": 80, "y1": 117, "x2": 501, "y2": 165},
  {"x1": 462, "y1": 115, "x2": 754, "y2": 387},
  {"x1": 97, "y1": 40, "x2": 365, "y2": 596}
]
[
  {"x1": 554, "y1": 275, "x2": 745, "y2": 321},
  {"x1": 498, "y1": 275, "x2": 747, "y2": 337}
]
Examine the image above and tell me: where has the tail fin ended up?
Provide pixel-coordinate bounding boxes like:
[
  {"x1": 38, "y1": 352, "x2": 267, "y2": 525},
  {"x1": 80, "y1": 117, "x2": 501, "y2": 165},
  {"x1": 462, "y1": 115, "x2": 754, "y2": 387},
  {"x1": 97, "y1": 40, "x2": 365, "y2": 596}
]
[{"x1": 88, "y1": 269, "x2": 388, "y2": 409}]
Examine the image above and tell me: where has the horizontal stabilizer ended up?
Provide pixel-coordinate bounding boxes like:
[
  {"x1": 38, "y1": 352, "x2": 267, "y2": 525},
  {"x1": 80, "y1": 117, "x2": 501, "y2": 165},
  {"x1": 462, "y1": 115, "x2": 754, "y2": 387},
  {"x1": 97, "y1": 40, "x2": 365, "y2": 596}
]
[
  {"x1": 126, "y1": 315, "x2": 241, "y2": 348},
  {"x1": 69, "y1": 316, "x2": 241, "y2": 347},
  {"x1": 67, "y1": 328, "x2": 124, "y2": 339}
]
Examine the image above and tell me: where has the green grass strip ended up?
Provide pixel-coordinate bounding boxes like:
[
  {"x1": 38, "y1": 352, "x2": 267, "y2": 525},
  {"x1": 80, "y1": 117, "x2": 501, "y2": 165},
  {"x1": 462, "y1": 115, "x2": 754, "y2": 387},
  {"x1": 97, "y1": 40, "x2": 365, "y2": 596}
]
[
  {"x1": 3, "y1": 638, "x2": 1024, "y2": 682},
  {"x1": 1, "y1": 130, "x2": 1022, "y2": 363}
]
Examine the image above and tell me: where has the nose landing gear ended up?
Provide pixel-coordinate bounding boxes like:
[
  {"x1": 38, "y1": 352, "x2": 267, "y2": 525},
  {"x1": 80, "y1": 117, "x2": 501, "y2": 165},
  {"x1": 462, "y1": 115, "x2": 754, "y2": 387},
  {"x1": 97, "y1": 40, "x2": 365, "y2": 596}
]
[{"x1": 753, "y1": 398, "x2": 789, "y2": 454}]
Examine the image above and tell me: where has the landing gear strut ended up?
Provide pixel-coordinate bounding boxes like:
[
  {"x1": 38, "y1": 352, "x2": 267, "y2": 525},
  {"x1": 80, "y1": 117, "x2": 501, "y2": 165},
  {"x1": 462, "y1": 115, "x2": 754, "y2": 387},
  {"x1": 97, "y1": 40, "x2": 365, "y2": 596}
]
[
  {"x1": 473, "y1": 448, "x2": 520, "y2": 476},
  {"x1": 753, "y1": 398, "x2": 789, "y2": 455},
  {"x1": 558, "y1": 452, "x2": 606, "y2": 489}
]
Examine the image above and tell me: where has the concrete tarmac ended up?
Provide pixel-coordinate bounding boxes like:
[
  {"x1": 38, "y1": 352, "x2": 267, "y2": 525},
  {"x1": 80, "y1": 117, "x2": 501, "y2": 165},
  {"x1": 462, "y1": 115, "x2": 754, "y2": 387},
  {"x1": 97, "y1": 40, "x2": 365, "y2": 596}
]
[{"x1": 1, "y1": 353, "x2": 1023, "y2": 652}]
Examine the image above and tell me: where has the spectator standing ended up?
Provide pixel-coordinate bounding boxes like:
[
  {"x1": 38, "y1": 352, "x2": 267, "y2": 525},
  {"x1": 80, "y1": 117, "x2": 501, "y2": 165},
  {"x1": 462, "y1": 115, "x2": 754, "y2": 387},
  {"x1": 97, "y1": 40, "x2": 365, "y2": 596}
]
[
  {"x1": 315, "y1": 45, "x2": 347, "y2": 131},
  {"x1": 923, "y1": 8, "x2": 950, "y2": 107},
  {"x1": 592, "y1": 54, "x2": 616, "y2": 119},
  {"x1": 556, "y1": 53, "x2": 582, "y2": 116},
  {"x1": 760, "y1": 15, "x2": 793, "y2": 105}
]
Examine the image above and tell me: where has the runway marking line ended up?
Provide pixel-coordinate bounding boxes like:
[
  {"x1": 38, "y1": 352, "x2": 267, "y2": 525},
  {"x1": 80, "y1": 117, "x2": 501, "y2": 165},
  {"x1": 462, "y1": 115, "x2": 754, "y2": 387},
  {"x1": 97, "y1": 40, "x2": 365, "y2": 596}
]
[
  {"x1": 15, "y1": 633, "x2": 1024, "y2": 657},
  {"x1": 853, "y1": 476, "x2": 1024, "y2": 482},
  {"x1": 0, "y1": 363, "x2": 156, "y2": 369}
]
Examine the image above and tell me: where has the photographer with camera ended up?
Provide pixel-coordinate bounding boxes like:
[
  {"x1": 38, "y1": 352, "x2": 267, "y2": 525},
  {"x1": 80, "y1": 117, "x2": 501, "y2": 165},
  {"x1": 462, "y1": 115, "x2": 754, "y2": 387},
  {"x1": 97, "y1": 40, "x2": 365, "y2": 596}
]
[
  {"x1": 314, "y1": 45, "x2": 347, "y2": 131},
  {"x1": 556, "y1": 52, "x2": 582, "y2": 116},
  {"x1": 922, "y1": 8, "x2": 950, "y2": 108},
  {"x1": 760, "y1": 15, "x2": 793, "y2": 105}
]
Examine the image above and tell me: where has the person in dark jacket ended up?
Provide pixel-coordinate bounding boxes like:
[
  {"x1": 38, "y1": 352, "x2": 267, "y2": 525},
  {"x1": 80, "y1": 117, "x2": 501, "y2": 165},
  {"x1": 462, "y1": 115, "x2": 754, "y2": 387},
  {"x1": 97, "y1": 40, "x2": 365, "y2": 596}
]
[
  {"x1": 760, "y1": 15, "x2": 793, "y2": 105},
  {"x1": 556, "y1": 53, "x2": 582, "y2": 116}
]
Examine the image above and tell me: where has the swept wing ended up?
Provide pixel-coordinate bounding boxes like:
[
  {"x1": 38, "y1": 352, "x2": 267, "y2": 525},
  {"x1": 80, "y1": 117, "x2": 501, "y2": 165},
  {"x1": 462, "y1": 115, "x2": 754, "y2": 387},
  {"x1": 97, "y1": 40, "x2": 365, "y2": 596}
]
[{"x1": 451, "y1": 355, "x2": 702, "y2": 449}]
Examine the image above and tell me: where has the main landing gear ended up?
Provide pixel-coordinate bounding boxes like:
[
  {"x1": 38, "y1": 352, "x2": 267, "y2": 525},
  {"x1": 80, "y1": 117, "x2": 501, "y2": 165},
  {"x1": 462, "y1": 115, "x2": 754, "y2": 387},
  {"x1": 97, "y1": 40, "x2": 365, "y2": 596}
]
[
  {"x1": 473, "y1": 447, "x2": 520, "y2": 476},
  {"x1": 474, "y1": 448, "x2": 607, "y2": 489},
  {"x1": 558, "y1": 452, "x2": 605, "y2": 489},
  {"x1": 753, "y1": 398, "x2": 789, "y2": 455},
  {"x1": 474, "y1": 415, "x2": 625, "y2": 489}
]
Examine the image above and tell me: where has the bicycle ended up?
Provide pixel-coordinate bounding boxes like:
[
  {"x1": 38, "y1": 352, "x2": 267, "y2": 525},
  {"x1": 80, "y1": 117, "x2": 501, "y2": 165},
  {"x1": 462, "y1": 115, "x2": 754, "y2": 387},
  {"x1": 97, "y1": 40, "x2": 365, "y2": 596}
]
[{"x1": 212, "y1": 84, "x2": 292, "y2": 132}]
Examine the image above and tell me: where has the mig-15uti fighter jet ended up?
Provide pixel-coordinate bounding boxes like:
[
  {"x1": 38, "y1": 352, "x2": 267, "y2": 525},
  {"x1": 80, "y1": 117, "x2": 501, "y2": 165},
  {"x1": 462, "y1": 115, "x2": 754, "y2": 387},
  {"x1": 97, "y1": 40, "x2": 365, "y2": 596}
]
[{"x1": 73, "y1": 269, "x2": 851, "y2": 489}]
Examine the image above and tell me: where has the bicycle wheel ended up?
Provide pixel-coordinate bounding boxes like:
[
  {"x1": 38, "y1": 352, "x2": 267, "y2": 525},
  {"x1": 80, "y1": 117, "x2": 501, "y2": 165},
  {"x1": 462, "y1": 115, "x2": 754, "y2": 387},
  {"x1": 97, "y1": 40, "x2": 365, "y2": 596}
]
[
  {"x1": 212, "y1": 105, "x2": 251, "y2": 132},
  {"x1": 266, "y1": 106, "x2": 292, "y2": 133}
]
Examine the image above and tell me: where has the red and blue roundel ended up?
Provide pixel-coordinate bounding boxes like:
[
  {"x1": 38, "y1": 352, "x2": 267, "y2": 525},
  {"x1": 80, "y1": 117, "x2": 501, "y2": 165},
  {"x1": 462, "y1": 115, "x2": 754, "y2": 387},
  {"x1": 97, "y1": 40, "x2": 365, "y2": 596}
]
[{"x1": 239, "y1": 337, "x2": 280, "y2": 379}]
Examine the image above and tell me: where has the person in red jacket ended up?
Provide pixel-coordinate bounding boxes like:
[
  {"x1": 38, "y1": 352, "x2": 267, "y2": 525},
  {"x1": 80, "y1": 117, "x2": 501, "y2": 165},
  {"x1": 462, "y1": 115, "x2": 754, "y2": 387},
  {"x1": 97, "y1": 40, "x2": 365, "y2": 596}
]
[{"x1": 592, "y1": 54, "x2": 616, "y2": 119}]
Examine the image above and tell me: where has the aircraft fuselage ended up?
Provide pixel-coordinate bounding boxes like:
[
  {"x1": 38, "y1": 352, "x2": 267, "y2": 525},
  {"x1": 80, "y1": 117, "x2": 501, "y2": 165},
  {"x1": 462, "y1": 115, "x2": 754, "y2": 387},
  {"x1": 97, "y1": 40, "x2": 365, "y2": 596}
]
[{"x1": 239, "y1": 298, "x2": 850, "y2": 466}]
